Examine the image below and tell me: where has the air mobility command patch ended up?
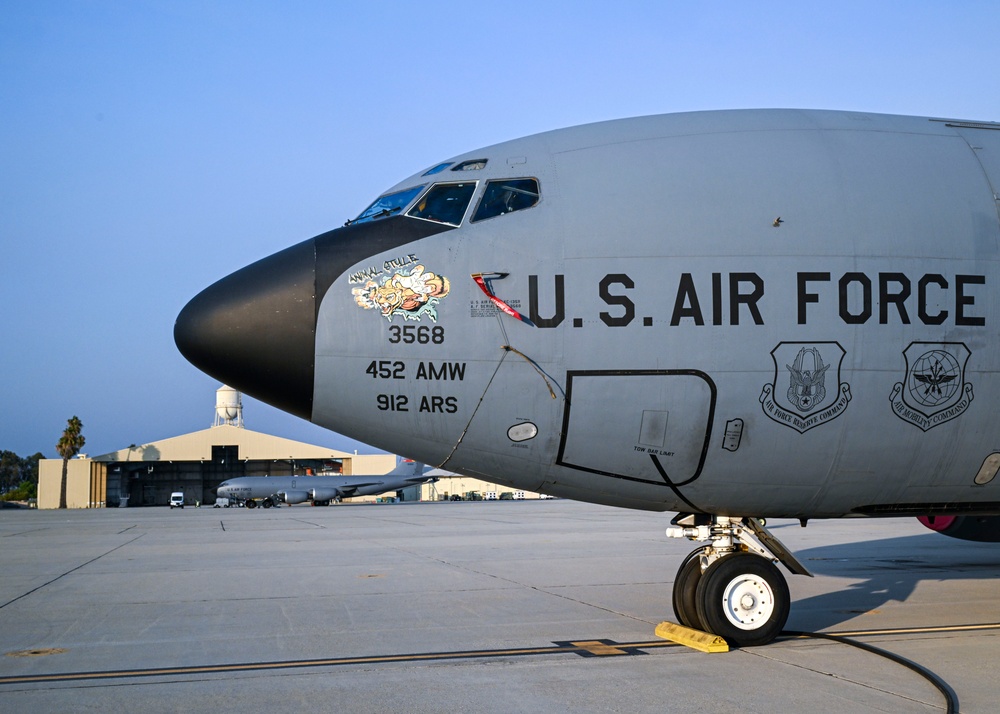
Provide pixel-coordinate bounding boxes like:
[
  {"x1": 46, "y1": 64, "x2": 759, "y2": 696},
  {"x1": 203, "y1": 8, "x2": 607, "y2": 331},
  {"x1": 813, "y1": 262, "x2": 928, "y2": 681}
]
[{"x1": 889, "y1": 342, "x2": 973, "y2": 431}]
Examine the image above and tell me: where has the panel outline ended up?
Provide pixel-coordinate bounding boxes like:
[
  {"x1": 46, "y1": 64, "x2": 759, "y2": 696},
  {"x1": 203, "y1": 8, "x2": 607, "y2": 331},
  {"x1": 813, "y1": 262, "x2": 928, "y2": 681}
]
[{"x1": 555, "y1": 369, "x2": 717, "y2": 488}]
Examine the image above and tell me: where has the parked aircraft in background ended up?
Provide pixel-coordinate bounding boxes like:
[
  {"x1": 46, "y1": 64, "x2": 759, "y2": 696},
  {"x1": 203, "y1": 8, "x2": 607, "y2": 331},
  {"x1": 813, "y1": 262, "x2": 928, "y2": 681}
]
[
  {"x1": 216, "y1": 459, "x2": 432, "y2": 507},
  {"x1": 176, "y1": 109, "x2": 1000, "y2": 646}
]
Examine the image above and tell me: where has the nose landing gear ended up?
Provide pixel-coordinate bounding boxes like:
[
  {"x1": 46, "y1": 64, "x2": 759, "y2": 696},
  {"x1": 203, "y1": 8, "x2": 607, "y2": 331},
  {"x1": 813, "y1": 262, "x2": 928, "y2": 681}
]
[
  {"x1": 667, "y1": 515, "x2": 810, "y2": 647},
  {"x1": 671, "y1": 546, "x2": 709, "y2": 631}
]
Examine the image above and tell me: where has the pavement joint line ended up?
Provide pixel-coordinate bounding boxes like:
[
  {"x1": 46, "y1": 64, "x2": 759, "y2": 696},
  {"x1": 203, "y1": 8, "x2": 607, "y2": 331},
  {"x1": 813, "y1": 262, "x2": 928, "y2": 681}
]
[
  {"x1": 376, "y1": 541, "x2": 654, "y2": 625},
  {"x1": 1, "y1": 527, "x2": 51, "y2": 538},
  {"x1": 744, "y1": 642, "x2": 949, "y2": 711},
  {"x1": 0, "y1": 533, "x2": 145, "y2": 610},
  {"x1": 289, "y1": 518, "x2": 326, "y2": 529}
]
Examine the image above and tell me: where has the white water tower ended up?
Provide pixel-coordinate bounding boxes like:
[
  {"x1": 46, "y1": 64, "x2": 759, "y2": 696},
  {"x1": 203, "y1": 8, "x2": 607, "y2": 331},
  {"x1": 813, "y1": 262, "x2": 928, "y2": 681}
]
[{"x1": 213, "y1": 385, "x2": 244, "y2": 428}]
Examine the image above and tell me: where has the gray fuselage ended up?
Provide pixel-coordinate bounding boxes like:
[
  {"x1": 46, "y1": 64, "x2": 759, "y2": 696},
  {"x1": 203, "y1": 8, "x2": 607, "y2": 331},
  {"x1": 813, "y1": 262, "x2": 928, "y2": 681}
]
[{"x1": 178, "y1": 109, "x2": 1000, "y2": 519}]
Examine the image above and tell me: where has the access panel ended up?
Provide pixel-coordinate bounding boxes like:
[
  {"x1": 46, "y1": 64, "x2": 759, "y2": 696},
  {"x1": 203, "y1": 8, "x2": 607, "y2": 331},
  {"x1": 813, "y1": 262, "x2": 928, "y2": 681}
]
[{"x1": 556, "y1": 370, "x2": 716, "y2": 488}]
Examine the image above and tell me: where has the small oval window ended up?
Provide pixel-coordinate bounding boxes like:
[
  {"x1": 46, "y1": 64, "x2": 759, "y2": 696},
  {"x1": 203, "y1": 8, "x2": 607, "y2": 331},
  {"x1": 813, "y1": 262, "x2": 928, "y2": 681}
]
[
  {"x1": 508, "y1": 422, "x2": 538, "y2": 442},
  {"x1": 975, "y1": 453, "x2": 1000, "y2": 485}
]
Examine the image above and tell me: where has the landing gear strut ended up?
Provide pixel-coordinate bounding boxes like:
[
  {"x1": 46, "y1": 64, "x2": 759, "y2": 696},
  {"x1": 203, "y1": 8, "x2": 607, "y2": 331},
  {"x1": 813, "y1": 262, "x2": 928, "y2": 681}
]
[{"x1": 667, "y1": 515, "x2": 810, "y2": 647}]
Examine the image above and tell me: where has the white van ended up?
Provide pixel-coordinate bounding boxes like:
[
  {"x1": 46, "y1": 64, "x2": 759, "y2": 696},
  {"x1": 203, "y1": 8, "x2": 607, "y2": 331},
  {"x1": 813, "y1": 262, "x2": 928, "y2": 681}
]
[{"x1": 169, "y1": 492, "x2": 185, "y2": 509}]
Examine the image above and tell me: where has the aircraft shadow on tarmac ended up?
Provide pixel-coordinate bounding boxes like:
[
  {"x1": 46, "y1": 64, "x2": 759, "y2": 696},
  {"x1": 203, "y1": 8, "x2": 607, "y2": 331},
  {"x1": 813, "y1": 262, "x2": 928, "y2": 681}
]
[{"x1": 785, "y1": 532, "x2": 1000, "y2": 632}]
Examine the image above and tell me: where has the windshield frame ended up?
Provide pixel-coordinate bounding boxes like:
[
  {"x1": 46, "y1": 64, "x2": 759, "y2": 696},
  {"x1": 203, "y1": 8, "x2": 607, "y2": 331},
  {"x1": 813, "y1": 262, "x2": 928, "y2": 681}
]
[
  {"x1": 406, "y1": 181, "x2": 479, "y2": 226},
  {"x1": 350, "y1": 185, "x2": 426, "y2": 225},
  {"x1": 470, "y1": 178, "x2": 541, "y2": 223}
]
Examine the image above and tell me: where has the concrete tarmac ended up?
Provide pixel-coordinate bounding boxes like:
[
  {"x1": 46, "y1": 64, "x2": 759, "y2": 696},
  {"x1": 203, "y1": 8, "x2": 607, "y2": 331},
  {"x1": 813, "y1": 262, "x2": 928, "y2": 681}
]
[{"x1": 1, "y1": 500, "x2": 997, "y2": 713}]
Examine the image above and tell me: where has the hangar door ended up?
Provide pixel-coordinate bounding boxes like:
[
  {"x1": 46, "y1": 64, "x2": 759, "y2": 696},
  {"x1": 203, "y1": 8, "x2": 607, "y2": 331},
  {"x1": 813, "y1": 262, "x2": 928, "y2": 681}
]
[{"x1": 556, "y1": 370, "x2": 715, "y2": 487}]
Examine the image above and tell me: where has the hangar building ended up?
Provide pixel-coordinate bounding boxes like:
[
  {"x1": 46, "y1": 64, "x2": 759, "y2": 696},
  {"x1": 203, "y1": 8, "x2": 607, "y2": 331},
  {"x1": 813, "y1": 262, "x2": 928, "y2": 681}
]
[
  {"x1": 37, "y1": 387, "x2": 398, "y2": 508},
  {"x1": 37, "y1": 424, "x2": 399, "y2": 509}
]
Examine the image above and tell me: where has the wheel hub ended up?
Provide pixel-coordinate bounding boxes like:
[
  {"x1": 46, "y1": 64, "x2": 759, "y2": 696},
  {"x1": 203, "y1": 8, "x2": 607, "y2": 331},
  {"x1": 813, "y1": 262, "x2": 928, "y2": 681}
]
[{"x1": 722, "y1": 575, "x2": 775, "y2": 630}]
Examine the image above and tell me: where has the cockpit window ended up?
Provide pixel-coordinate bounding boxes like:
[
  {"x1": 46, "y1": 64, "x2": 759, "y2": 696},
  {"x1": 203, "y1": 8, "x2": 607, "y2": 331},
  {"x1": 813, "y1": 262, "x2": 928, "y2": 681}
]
[
  {"x1": 407, "y1": 182, "x2": 477, "y2": 226},
  {"x1": 471, "y1": 178, "x2": 540, "y2": 222},
  {"x1": 452, "y1": 159, "x2": 488, "y2": 171},
  {"x1": 422, "y1": 162, "x2": 452, "y2": 176},
  {"x1": 351, "y1": 185, "x2": 425, "y2": 224}
]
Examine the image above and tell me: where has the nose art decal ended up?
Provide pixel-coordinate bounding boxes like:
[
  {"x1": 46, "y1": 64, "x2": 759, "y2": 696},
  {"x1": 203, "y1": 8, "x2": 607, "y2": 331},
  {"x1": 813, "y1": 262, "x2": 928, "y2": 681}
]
[{"x1": 352, "y1": 264, "x2": 451, "y2": 322}]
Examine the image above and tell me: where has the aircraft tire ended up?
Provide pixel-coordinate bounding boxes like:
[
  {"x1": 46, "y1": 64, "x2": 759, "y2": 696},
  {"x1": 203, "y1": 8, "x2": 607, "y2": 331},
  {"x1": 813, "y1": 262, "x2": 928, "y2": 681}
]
[
  {"x1": 262, "y1": 499, "x2": 273, "y2": 508},
  {"x1": 695, "y1": 552, "x2": 789, "y2": 647},
  {"x1": 671, "y1": 547, "x2": 707, "y2": 630}
]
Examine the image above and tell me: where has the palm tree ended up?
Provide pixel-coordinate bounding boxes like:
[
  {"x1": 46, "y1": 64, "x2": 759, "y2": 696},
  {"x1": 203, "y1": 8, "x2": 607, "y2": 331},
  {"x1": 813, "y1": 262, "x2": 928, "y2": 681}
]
[{"x1": 56, "y1": 416, "x2": 85, "y2": 509}]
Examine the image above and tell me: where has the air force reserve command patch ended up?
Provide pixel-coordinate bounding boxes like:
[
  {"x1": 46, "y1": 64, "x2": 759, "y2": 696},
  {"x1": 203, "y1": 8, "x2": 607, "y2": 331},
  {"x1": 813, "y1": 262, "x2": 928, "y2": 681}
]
[{"x1": 760, "y1": 342, "x2": 851, "y2": 433}]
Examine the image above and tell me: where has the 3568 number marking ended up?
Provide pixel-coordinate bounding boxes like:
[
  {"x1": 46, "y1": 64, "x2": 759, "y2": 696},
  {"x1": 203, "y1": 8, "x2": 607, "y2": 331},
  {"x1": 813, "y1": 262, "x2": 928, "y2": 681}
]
[{"x1": 388, "y1": 325, "x2": 444, "y2": 344}]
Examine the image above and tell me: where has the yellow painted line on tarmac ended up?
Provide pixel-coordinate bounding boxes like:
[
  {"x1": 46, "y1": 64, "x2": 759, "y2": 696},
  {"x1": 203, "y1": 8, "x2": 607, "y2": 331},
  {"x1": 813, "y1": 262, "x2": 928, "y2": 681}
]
[
  {"x1": 0, "y1": 640, "x2": 676, "y2": 686},
  {"x1": 569, "y1": 640, "x2": 631, "y2": 656},
  {"x1": 3, "y1": 622, "x2": 997, "y2": 687}
]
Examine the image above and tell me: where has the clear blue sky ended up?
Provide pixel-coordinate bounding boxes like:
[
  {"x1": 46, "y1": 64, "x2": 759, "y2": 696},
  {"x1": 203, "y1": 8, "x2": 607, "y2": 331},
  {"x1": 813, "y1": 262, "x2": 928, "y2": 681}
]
[{"x1": 2, "y1": 1, "x2": 999, "y2": 458}]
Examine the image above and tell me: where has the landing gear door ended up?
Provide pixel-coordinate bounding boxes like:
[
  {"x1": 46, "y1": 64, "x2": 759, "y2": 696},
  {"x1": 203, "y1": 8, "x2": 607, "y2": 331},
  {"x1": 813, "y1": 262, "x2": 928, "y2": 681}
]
[{"x1": 556, "y1": 370, "x2": 716, "y2": 486}]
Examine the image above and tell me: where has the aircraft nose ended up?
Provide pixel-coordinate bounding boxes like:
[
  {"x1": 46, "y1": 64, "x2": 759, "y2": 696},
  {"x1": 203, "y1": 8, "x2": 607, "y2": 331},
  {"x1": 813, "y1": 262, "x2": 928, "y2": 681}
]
[
  {"x1": 174, "y1": 238, "x2": 317, "y2": 420},
  {"x1": 175, "y1": 216, "x2": 455, "y2": 421}
]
